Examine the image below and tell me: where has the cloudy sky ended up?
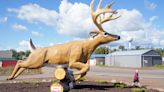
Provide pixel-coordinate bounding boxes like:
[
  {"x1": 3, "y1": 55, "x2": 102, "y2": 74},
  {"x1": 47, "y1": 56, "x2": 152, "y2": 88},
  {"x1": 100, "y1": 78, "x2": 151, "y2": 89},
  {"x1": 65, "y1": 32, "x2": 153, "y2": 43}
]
[{"x1": 0, "y1": 0, "x2": 164, "y2": 51}]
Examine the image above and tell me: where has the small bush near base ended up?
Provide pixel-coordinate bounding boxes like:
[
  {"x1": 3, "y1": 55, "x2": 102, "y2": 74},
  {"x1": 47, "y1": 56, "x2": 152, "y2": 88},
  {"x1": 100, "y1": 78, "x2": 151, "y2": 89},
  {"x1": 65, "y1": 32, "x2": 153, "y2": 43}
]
[
  {"x1": 96, "y1": 80, "x2": 108, "y2": 84},
  {"x1": 131, "y1": 88, "x2": 146, "y2": 92},
  {"x1": 114, "y1": 82, "x2": 127, "y2": 88},
  {"x1": 78, "y1": 77, "x2": 87, "y2": 81}
]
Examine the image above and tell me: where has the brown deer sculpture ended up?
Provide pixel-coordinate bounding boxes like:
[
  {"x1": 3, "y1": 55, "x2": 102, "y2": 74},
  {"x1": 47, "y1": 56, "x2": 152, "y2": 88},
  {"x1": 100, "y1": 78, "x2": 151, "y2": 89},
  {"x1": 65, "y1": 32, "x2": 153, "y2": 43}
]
[{"x1": 7, "y1": 0, "x2": 120, "y2": 80}]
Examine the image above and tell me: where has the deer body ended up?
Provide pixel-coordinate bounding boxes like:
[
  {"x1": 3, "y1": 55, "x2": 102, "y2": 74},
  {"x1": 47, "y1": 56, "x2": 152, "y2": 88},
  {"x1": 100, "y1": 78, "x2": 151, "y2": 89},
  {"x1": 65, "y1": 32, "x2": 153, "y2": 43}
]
[
  {"x1": 7, "y1": 0, "x2": 120, "y2": 80},
  {"x1": 45, "y1": 33, "x2": 118, "y2": 64},
  {"x1": 46, "y1": 39, "x2": 96, "y2": 65}
]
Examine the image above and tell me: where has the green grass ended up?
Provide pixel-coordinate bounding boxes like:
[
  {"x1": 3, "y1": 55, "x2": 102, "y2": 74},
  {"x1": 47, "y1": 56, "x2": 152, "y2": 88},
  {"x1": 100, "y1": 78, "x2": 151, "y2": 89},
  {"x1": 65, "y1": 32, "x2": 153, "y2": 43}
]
[
  {"x1": 20, "y1": 80, "x2": 29, "y2": 84},
  {"x1": 143, "y1": 65, "x2": 164, "y2": 69},
  {"x1": 96, "y1": 80, "x2": 108, "y2": 84},
  {"x1": 131, "y1": 88, "x2": 146, "y2": 92},
  {"x1": 51, "y1": 79, "x2": 58, "y2": 83},
  {"x1": 153, "y1": 65, "x2": 164, "y2": 69},
  {"x1": 96, "y1": 64, "x2": 106, "y2": 67},
  {"x1": 78, "y1": 77, "x2": 87, "y2": 81},
  {"x1": 0, "y1": 67, "x2": 42, "y2": 76}
]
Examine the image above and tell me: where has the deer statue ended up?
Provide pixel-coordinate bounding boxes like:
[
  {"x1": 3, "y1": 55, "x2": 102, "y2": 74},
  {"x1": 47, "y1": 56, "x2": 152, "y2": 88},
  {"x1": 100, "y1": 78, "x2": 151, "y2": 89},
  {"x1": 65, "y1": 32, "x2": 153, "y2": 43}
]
[{"x1": 7, "y1": 0, "x2": 120, "y2": 80}]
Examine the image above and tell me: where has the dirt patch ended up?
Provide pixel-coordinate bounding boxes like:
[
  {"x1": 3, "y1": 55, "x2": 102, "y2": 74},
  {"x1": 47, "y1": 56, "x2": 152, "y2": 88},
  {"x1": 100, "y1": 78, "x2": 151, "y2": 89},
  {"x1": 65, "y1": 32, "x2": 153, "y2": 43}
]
[{"x1": 0, "y1": 81, "x2": 159, "y2": 92}]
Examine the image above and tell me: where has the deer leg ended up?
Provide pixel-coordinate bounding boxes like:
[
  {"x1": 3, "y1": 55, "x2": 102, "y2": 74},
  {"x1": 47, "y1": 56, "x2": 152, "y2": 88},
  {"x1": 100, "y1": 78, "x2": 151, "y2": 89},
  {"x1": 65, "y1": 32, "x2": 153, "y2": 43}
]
[
  {"x1": 13, "y1": 68, "x2": 26, "y2": 79},
  {"x1": 7, "y1": 50, "x2": 47, "y2": 80},
  {"x1": 73, "y1": 72, "x2": 87, "y2": 80},
  {"x1": 69, "y1": 62, "x2": 89, "y2": 80},
  {"x1": 7, "y1": 60, "x2": 23, "y2": 80},
  {"x1": 7, "y1": 60, "x2": 32, "y2": 80},
  {"x1": 75, "y1": 71, "x2": 88, "y2": 80},
  {"x1": 81, "y1": 72, "x2": 87, "y2": 78}
]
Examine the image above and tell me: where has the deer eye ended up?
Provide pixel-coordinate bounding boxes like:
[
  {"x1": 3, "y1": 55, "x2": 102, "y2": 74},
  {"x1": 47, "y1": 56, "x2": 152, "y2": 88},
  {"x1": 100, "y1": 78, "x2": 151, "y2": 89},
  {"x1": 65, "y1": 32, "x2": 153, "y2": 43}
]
[{"x1": 104, "y1": 32, "x2": 109, "y2": 35}]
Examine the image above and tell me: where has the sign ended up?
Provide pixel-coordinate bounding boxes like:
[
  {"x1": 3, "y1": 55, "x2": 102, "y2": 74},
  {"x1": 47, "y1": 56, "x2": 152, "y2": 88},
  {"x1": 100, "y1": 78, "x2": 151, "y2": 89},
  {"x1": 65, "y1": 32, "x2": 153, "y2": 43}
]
[{"x1": 51, "y1": 83, "x2": 63, "y2": 92}]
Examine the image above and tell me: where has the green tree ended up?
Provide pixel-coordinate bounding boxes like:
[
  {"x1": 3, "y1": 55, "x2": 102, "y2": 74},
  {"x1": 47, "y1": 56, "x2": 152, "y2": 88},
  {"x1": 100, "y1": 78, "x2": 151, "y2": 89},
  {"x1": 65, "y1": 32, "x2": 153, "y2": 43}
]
[
  {"x1": 11, "y1": 49, "x2": 19, "y2": 59},
  {"x1": 11, "y1": 50, "x2": 31, "y2": 60},
  {"x1": 155, "y1": 48, "x2": 164, "y2": 57},
  {"x1": 135, "y1": 46, "x2": 141, "y2": 50},
  {"x1": 94, "y1": 47, "x2": 109, "y2": 54},
  {"x1": 119, "y1": 45, "x2": 125, "y2": 51},
  {"x1": 25, "y1": 50, "x2": 31, "y2": 57}
]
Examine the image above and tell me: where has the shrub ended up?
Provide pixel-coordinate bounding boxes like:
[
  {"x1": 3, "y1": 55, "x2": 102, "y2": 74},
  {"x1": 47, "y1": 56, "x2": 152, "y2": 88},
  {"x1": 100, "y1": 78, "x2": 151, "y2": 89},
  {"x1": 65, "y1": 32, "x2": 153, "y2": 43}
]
[
  {"x1": 96, "y1": 80, "x2": 108, "y2": 84},
  {"x1": 131, "y1": 88, "x2": 146, "y2": 92},
  {"x1": 114, "y1": 82, "x2": 127, "y2": 88}
]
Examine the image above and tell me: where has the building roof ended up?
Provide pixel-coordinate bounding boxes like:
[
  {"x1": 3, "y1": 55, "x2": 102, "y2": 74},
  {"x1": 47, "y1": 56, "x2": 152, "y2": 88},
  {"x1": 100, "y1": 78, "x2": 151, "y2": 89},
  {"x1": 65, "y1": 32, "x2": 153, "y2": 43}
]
[
  {"x1": 90, "y1": 54, "x2": 107, "y2": 59},
  {"x1": 0, "y1": 58, "x2": 16, "y2": 61},
  {"x1": 108, "y1": 49, "x2": 153, "y2": 56},
  {"x1": 0, "y1": 50, "x2": 13, "y2": 58}
]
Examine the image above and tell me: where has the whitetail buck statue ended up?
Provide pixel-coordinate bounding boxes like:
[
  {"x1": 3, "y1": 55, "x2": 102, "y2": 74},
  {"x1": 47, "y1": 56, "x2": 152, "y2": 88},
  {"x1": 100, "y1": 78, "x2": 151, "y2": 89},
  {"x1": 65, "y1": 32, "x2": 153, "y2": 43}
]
[{"x1": 7, "y1": 0, "x2": 120, "y2": 80}]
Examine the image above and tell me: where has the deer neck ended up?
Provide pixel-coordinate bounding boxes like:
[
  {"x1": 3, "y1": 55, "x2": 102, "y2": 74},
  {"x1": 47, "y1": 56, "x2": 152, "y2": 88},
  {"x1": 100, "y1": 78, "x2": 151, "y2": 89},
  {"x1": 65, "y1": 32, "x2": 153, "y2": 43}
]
[{"x1": 87, "y1": 37, "x2": 102, "y2": 53}]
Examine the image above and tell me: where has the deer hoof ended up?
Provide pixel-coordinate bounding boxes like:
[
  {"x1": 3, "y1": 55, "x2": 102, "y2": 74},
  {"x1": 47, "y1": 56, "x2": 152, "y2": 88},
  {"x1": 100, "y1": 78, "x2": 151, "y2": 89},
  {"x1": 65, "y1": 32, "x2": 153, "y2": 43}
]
[{"x1": 6, "y1": 76, "x2": 13, "y2": 80}]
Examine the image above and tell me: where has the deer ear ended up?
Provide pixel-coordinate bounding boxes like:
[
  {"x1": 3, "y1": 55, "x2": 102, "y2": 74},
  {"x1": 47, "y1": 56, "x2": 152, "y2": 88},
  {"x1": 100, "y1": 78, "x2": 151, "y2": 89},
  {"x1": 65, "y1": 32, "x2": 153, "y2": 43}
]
[{"x1": 89, "y1": 31, "x2": 99, "y2": 38}]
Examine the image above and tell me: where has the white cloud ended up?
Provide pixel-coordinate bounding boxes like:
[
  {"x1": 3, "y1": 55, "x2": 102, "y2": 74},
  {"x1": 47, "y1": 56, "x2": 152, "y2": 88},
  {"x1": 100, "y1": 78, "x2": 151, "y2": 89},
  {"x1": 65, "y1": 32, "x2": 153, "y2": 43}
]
[
  {"x1": 12, "y1": 24, "x2": 28, "y2": 31},
  {"x1": 8, "y1": 0, "x2": 93, "y2": 37},
  {"x1": 105, "y1": 9, "x2": 147, "y2": 32},
  {"x1": 57, "y1": 0, "x2": 93, "y2": 37},
  {"x1": 149, "y1": 16, "x2": 158, "y2": 22},
  {"x1": 0, "y1": 17, "x2": 8, "y2": 23},
  {"x1": 19, "y1": 40, "x2": 29, "y2": 46},
  {"x1": 8, "y1": 3, "x2": 58, "y2": 26},
  {"x1": 49, "y1": 42, "x2": 54, "y2": 46},
  {"x1": 31, "y1": 31, "x2": 43, "y2": 37},
  {"x1": 160, "y1": 40, "x2": 164, "y2": 46},
  {"x1": 8, "y1": 0, "x2": 164, "y2": 48},
  {"x1": 17, "y1": 40, "x2": 29, "y2": 51},
  {"x1": 144, "y1": 0, "x2": 157, "y2": 11}
]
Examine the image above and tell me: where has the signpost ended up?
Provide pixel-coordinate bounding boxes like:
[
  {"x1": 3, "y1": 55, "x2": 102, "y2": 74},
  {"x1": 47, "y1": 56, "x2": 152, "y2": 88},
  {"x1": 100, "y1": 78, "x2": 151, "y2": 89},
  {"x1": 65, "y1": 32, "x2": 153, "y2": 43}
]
[{"x1": 51, "y1": 83, "x2": 63, "y2": 92}]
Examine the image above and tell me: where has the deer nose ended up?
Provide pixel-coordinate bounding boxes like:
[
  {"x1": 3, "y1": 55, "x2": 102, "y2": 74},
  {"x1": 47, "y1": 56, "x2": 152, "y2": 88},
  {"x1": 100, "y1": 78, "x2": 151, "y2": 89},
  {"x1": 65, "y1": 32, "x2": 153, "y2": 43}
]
[{"x1": 117, "y1": 36, "x2": 120, "y2": 40}]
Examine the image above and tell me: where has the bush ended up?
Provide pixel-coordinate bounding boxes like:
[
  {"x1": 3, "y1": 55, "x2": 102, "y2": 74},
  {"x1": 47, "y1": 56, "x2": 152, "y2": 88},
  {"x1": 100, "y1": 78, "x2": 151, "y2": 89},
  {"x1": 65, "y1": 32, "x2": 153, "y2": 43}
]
[
  {"x1": 78, "y1": 77, "x2": 87, "y2": 81},
  {"x1": 131, "y1": 88, "x2": 146, "y2": 92},
  {"x1": 96, "y1": 80, "x2": 108, "y2": 84},
  {"x1": 114, "y1": 82, "x2": 127, "y2": 88}
]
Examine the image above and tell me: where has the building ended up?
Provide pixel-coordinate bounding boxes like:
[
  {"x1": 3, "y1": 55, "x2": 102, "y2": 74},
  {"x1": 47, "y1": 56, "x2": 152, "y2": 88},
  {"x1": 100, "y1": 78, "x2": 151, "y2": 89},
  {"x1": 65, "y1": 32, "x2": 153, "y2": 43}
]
[
  {"x1": 89, "y1": 54, "x2": 106, "y2": 66},
  {"x1": 105, "y1": 49, "x2": 162, "y2": 68},
  {"x1": 0, "y1": 50, "x2": 17, "y2": 68}
]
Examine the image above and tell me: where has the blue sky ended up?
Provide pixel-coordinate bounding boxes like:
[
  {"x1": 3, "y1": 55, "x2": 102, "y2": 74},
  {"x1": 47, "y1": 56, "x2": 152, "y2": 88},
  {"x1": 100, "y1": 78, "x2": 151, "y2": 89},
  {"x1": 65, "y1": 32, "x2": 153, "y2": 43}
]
[{"x1": 0, "y1": 0, "x2": 164, "y2": 51}]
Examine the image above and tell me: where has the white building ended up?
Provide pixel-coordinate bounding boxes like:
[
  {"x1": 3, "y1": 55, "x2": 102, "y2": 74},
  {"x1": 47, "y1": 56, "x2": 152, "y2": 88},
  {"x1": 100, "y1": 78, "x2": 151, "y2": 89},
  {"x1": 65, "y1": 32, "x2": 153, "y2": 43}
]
[{"x1": 105, "y1": 49, "x2": 162, "y2": 68}]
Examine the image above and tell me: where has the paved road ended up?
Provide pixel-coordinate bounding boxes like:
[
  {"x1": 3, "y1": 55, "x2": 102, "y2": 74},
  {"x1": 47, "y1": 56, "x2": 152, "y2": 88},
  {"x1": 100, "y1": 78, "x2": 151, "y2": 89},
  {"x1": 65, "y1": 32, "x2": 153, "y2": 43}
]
[
  {"x1": 87, "y1": 66, "x2": 164, "y2": 91},
  {"x1": 0, "y1": 66, "x2": 164, "y2": 91},
  {"x1": 88, "y1": 66, "x2": 164, "y2": 79}
]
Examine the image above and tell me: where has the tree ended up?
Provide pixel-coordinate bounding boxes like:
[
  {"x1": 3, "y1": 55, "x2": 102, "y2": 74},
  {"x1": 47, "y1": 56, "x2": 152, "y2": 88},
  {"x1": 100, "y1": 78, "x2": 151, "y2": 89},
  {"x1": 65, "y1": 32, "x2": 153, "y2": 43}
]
[
  {"x1": 11, "y1": 49, "x2": 31, "y2": 60},
  {"x1": 119, "y1": 45, "x2": 125, "y2": 51},
  {"x1": 135, "y1": 46, "x2": 141, "y2": 50},
  {"x1": 155, "y1": 48, "x2": 164, "y2": 57},
  {"x1": 11, "y1": 49, "x2": 18, "y2": 59},
  {"x1": 94, "y1": 47, "x2": 109, "y2": 54},
  {"x1": 25, "y1": 50, "x2": 31, "y2": 57}
]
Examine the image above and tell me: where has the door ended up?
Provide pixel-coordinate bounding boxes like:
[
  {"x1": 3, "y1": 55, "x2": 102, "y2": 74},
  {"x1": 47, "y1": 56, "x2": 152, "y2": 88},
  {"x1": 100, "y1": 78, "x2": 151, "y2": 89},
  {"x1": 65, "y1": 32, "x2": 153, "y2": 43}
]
[{"x1": 143, "y1": 56, "x2": 153, "y2": 67}]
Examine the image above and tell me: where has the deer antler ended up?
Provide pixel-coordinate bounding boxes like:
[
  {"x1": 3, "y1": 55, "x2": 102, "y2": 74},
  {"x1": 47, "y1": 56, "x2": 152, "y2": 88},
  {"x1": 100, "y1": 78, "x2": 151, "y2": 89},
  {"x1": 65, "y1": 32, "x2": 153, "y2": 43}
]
[{"x1": 90, "y1": 0, "x2": 120, "y2": 32}]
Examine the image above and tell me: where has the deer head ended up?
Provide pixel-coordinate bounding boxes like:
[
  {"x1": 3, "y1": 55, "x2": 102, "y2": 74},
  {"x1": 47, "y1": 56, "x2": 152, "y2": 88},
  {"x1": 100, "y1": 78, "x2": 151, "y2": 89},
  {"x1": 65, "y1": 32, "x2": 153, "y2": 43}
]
[{"x1": 90, "y1": 0, "x2": 120, "y2": 44}]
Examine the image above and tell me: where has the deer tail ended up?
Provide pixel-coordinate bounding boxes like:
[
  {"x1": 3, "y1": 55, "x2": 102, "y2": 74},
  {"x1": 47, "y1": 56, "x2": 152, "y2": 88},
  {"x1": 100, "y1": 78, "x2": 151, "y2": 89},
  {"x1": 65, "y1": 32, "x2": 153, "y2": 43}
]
[{"x1": 29, "y1": 38, "x2": 36, "y2": 52}]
